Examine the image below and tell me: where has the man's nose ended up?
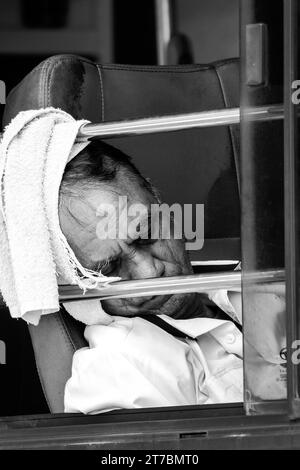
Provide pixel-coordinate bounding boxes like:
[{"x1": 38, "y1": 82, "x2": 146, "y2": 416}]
[
  {"x1": 124, "y1": 250, "x2": 165, "y2": 307},
  {"x1": 127, "y1": 248, "x2": 165, "y2": 280}
]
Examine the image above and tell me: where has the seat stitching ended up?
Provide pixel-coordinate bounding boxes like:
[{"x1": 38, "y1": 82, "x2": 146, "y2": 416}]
[
  {"x1": 46, "y1": 60, "x2": 64, "y2": 107},
  {"x1": 214, "y1": 63, "x2": 241, "y2": 195},
  {"x1": 5, "y1": 57, "x2": 238, "y2": 106},
  {"x1": 96, "y1": 64, "x2": 105, "y2": 121},
  {"x1": 4, "y1": 65, "x2": 45, "y2": 103},
  {"x1": 101, "y1": 65, "x2": 212, "y2": 74},
  {"x1": 55, "y1": 310, "x2": 77, "y2": 353},
  {"x1": 39, "y1": 61, "x2": 48, "y2": 108}
]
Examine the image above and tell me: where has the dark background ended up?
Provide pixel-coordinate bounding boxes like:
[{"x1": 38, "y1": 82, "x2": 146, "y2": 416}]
[{"x1": 0, "y1": 0, "x2": 239, "y2": 129}]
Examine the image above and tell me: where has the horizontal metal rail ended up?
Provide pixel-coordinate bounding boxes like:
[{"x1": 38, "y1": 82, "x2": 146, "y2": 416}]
[
  {"x1": 59, "y1": 269, "x2": 285, "y2": 302},
  {"x1": 78, "y1": 104, "x2": 284, "y2": 139}
]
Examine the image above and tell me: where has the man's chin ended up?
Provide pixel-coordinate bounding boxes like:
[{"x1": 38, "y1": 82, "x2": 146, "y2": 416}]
[{"x1": 152, "y1": 292, "x2": 200, "y2": 319}]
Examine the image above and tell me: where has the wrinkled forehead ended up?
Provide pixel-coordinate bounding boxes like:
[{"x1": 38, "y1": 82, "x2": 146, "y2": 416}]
[
  {"x1": 59, "y1": 168, "x2": 154, "y2": 264},
  {"x1": 60, "y1": 167, "x2": 154, "y2": 223}
]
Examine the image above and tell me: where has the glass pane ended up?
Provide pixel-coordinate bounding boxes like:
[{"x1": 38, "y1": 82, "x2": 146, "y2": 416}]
[
  {"x1": 284, "y1": 0, "x2": 300, "y2": 419},
  {"x1": 240, "y1": 0, "x2": 287, "y2": 414}
]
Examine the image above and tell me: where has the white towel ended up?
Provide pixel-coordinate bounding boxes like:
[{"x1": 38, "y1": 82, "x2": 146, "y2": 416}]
[{"x1": 0, "y1": 108, "x2": 120, "y2": 326}]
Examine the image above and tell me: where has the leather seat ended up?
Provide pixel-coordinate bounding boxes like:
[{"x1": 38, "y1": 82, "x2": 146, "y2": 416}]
[{"x1": 2, "y1": 54, "x2": 240, "y2": 412}]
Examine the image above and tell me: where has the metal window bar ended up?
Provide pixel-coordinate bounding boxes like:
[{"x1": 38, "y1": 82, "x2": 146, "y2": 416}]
[
  {"x1": 0, "y1": 269, "x2": 284, "y2": 306},
  {"x1": 0, "y1": 103, "x2": 286, "y2": 306},
  {"x1": 69, "y1": 103, "x2": 286, "y2": 303},
  {"x1": 0, "y1": 105, "x2": 285, "y2": 144},
  {"x1": 78, "y1": 104, "x2": 284, "y2": 139},
  {"x1": 58, "y1": 270, "x2": 284, "y2": 303},
  {"x1": 0, "y1": 103, "x2": 286, "y2": 305}
]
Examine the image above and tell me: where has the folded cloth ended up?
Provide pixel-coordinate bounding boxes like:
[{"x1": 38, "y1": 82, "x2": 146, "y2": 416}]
[
  {"x1": 63, "y1": 299, "x2": 112, "y2": 327},
  {"x1": 0, "y1": 108, "x2": 120, "y2": 326}
]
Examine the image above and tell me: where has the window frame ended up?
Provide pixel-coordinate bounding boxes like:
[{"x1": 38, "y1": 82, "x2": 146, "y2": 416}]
[{"x1": 1, "y1": 0, "x2": 300, "y2": 449}]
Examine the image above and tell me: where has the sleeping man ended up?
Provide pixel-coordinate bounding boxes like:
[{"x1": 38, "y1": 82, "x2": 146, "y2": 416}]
[{"x1": 58, "y1": 141, "x2": 286, "y2": 414}]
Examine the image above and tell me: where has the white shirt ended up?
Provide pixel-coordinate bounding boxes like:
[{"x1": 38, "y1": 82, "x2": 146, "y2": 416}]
[
  {"x1": 64, "y1": 298, "x2": 243, "y2": 414},
  {"x1": 64, "y1": 287, "x2": 287, "y2": 414}
]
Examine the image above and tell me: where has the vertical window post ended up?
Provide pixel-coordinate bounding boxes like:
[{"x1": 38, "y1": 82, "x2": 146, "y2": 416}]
[{"x1": 284, "y1": 0, "x2": 300, "y2": 419}]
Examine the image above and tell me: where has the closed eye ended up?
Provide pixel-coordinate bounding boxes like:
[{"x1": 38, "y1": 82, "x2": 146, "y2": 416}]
[
  {"x1": 135, "y1": 216, "x2": 159, "y2": 245},
  {"x1": 135, "y1": 237, "x2": 156, "y2": 246}
]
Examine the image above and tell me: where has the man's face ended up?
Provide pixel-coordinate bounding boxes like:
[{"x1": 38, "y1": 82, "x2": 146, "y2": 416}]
[{"x1": 59, "y1": 166, "x2": 199, "y2": 318}]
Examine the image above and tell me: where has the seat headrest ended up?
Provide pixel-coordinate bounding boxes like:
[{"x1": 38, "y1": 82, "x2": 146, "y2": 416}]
[{"x1": 4, "y1": 53, "x2": 239, "y2": 123}]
